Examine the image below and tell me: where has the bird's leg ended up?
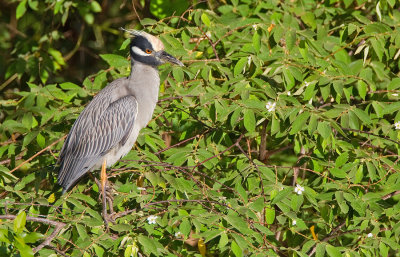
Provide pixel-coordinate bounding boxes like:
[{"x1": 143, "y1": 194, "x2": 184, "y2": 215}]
[
  {"x1": 94, "y1": 177, "x2": 113, "y2": 200},
  {"x1": 100, "y1": 159, "x2": 115, "y2": 229}
]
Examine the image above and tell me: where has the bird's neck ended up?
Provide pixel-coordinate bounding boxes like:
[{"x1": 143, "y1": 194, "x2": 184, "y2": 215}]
[{"x1": 128, "y1": 61, "x2": 161, "y2": 128}]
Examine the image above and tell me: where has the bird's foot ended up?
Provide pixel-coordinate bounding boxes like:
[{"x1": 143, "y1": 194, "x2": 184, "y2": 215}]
[
  {"x1": 94, "y1": 178, "x2": 114, "y2": 198},
  {"x1": 95, "y1": 178, "x2": 116, "y2": 231}
]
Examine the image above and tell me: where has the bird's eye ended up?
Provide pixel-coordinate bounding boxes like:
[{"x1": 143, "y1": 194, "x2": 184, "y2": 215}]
[{"x1": 145, "y1": 49, "x2": 152, "y2": 54}]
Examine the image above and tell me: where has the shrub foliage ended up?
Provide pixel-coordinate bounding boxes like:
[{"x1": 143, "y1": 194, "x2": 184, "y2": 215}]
[{"x1": 1, "y1": 0, "x2": 400, "y2": 256}]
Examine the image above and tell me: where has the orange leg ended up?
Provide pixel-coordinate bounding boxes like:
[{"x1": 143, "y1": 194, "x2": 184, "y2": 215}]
[{"x1": 100, "y1": 159, "x2": 109, "y2": 230}]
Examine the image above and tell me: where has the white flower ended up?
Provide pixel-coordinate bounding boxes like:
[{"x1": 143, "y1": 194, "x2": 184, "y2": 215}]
[
  {"x1": 294, "y1": 184, "x2": 305, "y2": 195},
  {"x1": 367, "y1": 233, "x2": 373, "y2": 238},
  {"x1": 147, "y1": 215, "x2": 158, "y2": 224},
  {"x1": 287, "y1": 91, "x2": 291, "y2": 96},
  {"x1": 392, "y1": 93, "x2": 398, "y2": 96},
  {"x1": 175, "y1": 231, "x2": 183, "y2": 238},
  {"x1": 266, "y1": 101, "x2": 276, "y2": 112},
  {"x1": 252, "y1": 24, "x2": 258, "y2": 31},
  {"x1": 304, "y1": 81, "x2": 310, "y2": 87},
  {"x1": 292, "y1": 220, "x2": 297, "y2": 225},
  {"x1": 137, "y1": 187, "x2": 146, "y2": 191},
  {"x1": 395, "y1": 121, "x2": 400, "y2": 130}
]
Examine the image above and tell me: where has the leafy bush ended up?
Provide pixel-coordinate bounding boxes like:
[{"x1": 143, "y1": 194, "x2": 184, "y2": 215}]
[{"x1": 1, "y1": 0, "x2": 400, "y2": 256}]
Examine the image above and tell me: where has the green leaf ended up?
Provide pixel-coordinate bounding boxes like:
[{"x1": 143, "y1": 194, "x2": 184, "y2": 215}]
[
  {"x1": 48, "y1": 48, "x2": 66, "y2": 66},
  {"x1": 316, "y1": 243, "x2": 326, "y2": 257},
  {"x1": 234, "y1": 57, "x2": 247, "y2": 77},
  {"x1": 16, "y1": 0, "x2": 27, "y2": 19},
  {"x1": 271, "y1": 187, "x2": 292, "y2": 204},
  {"x1": 335, "y1": 153, "x2": 349, "y2": 167},
  {"x1": 301, "y1": 12, "x2": 316, "y2": 29},
  {"x1": 100, "y1": 54, "x2": 129, "y2": 68},
  {"x1": 252, "y1": 31, "x2": 261, "y2": 52},
  {"x1": 36, "y1": 132, "x2": 45, "y2": 148},
  {"x1": 219, "y1": 233, "x2": 229, "y2": 248},
  {"x1": 90, "y1": 1, "x2": 102, "y2": 12},
  {"x1": 290, "y1": 112, "x2": 310, "y2": 135},
  {"x1": 351, "y1": 108, "x2": 372, "y2": 124},
  {"x1": 93, "y1": 244, "x2": 104, "y2": 257},
  {"x1": 75, "y1": 224, "x2": 88, "y2": 240},
  {"x1": 330, "y1": 167, "x2": 347, "y2": 178},
  {"x1": 271, "y1": 116, "x2": 280, "y2": 135},
  {"x1": 23, "y1": 131, "x2": 39, "y2": 148},
  {"x1": 172, "y1": 67, "x2": 184, "y2": 82},
  {"x1": 14, "y1": 211, "x2": 26, "y2": 234},
  {"x1": 326, "y1": 244, "x2": 342, "y2": 257},
  {"x1": 24, "y1": 232, "x2": 43, "y2": 243},
  {"x1": 224, "y1": 213, "x2": 253, "y2": 234},
  {"x1": 235, "y1": 183, "x2": 248, "y2": 204},
  {"x1": 388, "y1": 78, "x2": 400, "y2": 90},
  {"x1": 243, "y1": 109, "x2": 256, "y2": 133},
  {"x1": 201, "y1": 13, "x2": 211, "y2": 27},
  {"x1": 265, "y1": 207, "x2": 275, "y2": 224},
  {"x1": 231, "y1": 240, "x2": 242, "y2": 257},
  {"x1": 357, "y1": 80, "x2": 367, "y2": 100},
  {"x1": 138, "y1": 235, "x2": 164, "y2": 255},
  {"x1": 317, "y1": 122, "x2": 331, "y2": 139}
]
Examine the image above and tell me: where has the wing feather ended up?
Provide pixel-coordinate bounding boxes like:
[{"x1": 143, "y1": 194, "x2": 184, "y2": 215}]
[{"x1": 58, "y1": 94, "x2": 138, "y2": 192}]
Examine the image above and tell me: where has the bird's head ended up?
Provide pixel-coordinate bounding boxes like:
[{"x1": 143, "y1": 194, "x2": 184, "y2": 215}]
[{"x1": 120, "y1": 28, "x2": 184, "y2": 67}]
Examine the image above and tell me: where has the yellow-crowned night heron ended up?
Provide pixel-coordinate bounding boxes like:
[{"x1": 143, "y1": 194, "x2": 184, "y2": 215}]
[{"x1": 57, "y1": 28, "x2": 183, "y2": 225}]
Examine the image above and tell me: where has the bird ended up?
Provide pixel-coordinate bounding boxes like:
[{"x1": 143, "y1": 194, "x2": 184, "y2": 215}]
[{"x1": 57, "y1": 28, "x2": 184, "y2": 226}]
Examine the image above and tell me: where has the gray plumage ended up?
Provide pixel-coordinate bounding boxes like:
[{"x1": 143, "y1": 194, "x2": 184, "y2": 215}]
[{"x1": 57, "y1": 30, "x2": 183, "y2": 193}]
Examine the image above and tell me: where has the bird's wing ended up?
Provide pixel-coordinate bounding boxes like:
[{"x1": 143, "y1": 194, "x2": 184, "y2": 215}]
[{"x1": 58, "y1": 94, "x2": 138, "y2": 192}]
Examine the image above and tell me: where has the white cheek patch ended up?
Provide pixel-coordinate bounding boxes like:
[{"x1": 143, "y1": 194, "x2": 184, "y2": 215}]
[{"x1": 131, "y1": 46, "x2": 150, "y2": 56}]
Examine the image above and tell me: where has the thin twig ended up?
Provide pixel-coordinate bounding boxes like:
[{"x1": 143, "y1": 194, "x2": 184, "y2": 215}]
[
  {"x1": 259, "y1": 120, "x2": 268, "y2": 162},
  {"x1": 382, "y1": 190, "x2": 400, "y2": 200},
  {"x1": 10, "y1": 135, "x2": 66, "y2": 173},
  {"x1": 155, "y1": 129, "x2": 211, "y2": 155},
  {"x1": 342, "y1": 127, "x2": 400, "y2": 146},
  {"x1": 0, "y1": 215, "x2": 66, "y2": 253},
  {"x1": 236, "y1": 138, "x2": 267, "y2": 225}
]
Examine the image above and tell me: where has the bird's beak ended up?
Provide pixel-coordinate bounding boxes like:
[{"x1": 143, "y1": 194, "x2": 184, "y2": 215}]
[{"x1": 157, "y1": 51, "x2": 184, "y2": 66}]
